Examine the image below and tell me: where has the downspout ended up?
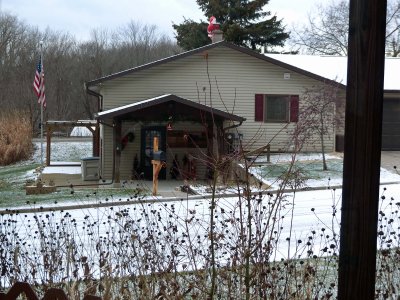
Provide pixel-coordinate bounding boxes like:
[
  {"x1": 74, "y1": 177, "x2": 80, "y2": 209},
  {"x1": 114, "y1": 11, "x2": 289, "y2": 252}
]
[
  {"x1": 223, "y1": 119, "x2": 244, "y2": 132},
  {"x1": 85, "y1": 83, "x2": 103, "y2": 112},
  {"x1": 85, "y1": 82, "x2": 103, "y2": 157}
]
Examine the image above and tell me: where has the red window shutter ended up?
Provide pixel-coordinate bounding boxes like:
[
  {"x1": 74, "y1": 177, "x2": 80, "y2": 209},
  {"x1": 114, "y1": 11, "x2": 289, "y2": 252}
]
[
  {"x1": 290, "y1": 95, "x2": 299, "y2": 122},
  {"x1": 255, "y1": 94, "x2": 264, "y2": 122}
]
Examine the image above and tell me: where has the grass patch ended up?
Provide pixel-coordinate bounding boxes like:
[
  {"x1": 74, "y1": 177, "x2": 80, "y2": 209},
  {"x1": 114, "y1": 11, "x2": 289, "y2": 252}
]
[
  {"x1": 258, "y1": 159, "x2": 343, "y2": 181},
  {"x1": 0, "y1": 163, "x2": 39, "y2": 181},
  {"x1": 0, "y1": 163, "x2": 41, "y2": 203},
  {"x1": 0, "y1": 185, "x2": 148, "y2": 208},
  {"x1": 0, "y1": 157, "x2": 148, "y2": 207},
  {"x1": 0, "y1": 138, "x2": 151, "y2": 207}
]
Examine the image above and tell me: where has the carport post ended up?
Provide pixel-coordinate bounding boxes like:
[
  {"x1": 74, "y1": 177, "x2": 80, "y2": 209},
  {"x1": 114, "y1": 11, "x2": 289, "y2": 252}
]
[
  {"x1": 114, "y1": 120, "x2": 122, "y2": 186},
  {"x1": 152, "y1": 137, "x2": 164, "y2": 196},
  {"x1": 46, "y1": 124, "x2": 52, "y2": 166},
  {"x1": 338, "y1": 0, "x2": 387, "y2": 299}
]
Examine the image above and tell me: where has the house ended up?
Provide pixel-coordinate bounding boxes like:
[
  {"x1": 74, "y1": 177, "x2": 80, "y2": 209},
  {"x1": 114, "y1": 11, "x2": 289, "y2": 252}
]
[
  {"x1": 85, "y1": 40, "x2": 400, "y2": 183},
  {"x1": 265, "y1": 54, "x2": 400, "y2": 151}
]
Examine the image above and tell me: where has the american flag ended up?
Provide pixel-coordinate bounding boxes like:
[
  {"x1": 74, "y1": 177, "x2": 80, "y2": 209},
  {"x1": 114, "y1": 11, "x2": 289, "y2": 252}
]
[{"x1": 33, "y1": 55, "x2": 46, "y2": 108}]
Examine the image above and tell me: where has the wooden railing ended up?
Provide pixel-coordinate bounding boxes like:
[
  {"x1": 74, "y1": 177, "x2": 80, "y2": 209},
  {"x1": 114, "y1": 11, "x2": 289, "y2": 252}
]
[{"x1": 0, "y1": 282, "x2": 102, "y2": 300}]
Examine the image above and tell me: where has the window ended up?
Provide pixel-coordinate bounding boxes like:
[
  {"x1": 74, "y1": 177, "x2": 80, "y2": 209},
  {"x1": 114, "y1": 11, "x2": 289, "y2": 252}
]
[{"x1": 255, "y1": 94, "x2": 299, "y2": 123}]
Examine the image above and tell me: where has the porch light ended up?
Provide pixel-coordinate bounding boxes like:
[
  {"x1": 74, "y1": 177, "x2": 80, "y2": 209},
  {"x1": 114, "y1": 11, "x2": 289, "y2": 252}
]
[{"x1": 167, "y1": 122, "x2": 173, "y2": 131}]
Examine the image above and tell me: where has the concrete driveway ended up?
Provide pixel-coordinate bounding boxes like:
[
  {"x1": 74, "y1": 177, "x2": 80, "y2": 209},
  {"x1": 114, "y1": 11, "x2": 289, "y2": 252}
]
[{"x1": 381, "y1": 151, "x2": 400, "y2": 173}]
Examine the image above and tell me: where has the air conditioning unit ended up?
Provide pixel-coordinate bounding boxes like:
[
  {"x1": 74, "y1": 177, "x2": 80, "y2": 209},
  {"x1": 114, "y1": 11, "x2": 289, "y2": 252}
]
[
  {"x1": 225, "y1": 133, "x2": 243, "y2": 153},
  {"x1": 225, "y1": 132, "x2": 243, "y2": 141},
  {"x1": 81, "y1": 157, "x2": 100, "y2": 181}
]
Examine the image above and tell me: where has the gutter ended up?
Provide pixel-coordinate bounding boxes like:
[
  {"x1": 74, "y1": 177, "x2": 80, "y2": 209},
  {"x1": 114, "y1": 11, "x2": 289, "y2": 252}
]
[
  {"x1": 85, "y1": 83, "x2": 103, "y2": 112},
  {"x1": 223, "y1": 119, "x2": 244, "y2": 132}
]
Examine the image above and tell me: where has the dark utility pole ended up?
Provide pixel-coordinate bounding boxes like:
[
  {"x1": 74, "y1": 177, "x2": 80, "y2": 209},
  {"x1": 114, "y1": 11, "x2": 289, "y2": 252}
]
[{"x1": 338, "y1": 0, "x2": 387, "y2": 299}]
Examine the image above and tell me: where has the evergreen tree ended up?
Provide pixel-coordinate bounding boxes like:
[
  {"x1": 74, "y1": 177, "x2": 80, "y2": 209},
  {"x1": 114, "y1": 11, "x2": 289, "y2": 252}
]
[
  {"x1": 173, "y1": 19, "x2": 210, "y2": 51},
  {"x1": 173, "y1": 0, "x2": 289, "y2": 51}
]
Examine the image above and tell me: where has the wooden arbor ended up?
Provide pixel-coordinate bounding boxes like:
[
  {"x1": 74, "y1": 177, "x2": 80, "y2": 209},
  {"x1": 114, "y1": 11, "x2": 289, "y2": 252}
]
[{"x1": 45, "y1": 120, "x2": 99, "y2": 166}]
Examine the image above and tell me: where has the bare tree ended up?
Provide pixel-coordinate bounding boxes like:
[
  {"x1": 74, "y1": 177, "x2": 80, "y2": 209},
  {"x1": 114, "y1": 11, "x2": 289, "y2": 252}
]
[
  {"x1": 112, "y1": 21, "x2": 180, "y2": 68},
  {"x1": 0, "y1": 12, "x2": 181, "y2": 130},
  {"x1": 291, "y1": 0, "x2": 400, "y2": 57},
  {"x1": 77, "y1": 24, "x2": 181, "y2": 119},
  {"x1": 42, "y1": 30, "x2": 78, "y2": 120},
  {"x1": 0, "y1": 12, "x2": 41, "y2": 131},
  {"x1": 293, "y1": 83, "x2": 344, "y2": 170},
  {"x1": 387, "y1": 0, "x2": 400, "y2": 56}
]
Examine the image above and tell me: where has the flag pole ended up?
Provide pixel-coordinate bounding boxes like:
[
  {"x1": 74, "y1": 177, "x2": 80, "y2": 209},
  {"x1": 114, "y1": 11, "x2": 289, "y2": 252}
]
[{"x1": 39, "y1": 40, "x2": 44, "y2": 165}]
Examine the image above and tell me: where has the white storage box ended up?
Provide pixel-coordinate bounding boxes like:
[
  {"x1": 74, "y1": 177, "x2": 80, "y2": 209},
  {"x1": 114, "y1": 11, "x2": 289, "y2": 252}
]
[{"x1": 81, "y1": 157, "x2": 100, "y2": 181}]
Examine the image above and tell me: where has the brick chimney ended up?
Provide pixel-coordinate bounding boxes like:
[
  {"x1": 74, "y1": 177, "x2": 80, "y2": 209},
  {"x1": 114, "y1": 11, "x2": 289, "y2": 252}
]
[
  {"x1": 211, "y1": 29, "x2": 224, "y2": 43},
  {"x1": 207, "y1": 16, "x2": 223, "y2": 43}
]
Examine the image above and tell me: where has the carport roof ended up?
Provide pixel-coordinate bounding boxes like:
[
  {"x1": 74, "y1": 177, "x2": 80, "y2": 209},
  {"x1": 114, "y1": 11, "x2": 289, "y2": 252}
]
[{"x1": 95, "y1": 94, "x2": 246, "y2": 122}]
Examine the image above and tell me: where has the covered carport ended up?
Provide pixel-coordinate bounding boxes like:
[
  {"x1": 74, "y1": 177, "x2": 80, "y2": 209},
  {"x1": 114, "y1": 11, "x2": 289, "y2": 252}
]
[
  {"x1": 95, "y1": 94, "x2": 245, "y2": 184},
  {"x1": 45, "y1": 120, "x2": 99, "y2": 166}
]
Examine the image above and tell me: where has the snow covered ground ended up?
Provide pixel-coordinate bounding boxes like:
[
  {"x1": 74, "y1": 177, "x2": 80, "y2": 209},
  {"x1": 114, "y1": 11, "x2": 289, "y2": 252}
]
[
  {"x1": 248, "y1": 152, "x2": 400, "y2": 189},
  {"x1": 3, "y1": 181, "x2": 399, "y2": 279},
  {"x1": 3, "y1": 141, "x2": 399, "y2": 282},
  {"x1": 17, "y1": 144, "x2": 400, "y2": 249},
  {"x1": 32, "y1": 140, "x2": 92, "y2": 164}
]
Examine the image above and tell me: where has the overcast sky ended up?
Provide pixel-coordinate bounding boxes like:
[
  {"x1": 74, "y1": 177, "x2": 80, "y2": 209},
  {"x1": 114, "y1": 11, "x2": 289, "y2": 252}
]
[{"x1": 2, "y1": 0, "x2": 321, "y2": 41}]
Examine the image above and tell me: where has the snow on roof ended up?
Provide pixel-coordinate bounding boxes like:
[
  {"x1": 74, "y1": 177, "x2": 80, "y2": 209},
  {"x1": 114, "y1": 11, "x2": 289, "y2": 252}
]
[
  {"x1": 96, "y1": 94, "x2": 173, "y2": 118},
  {"x1": 265, "y1": 54, "x2": 400, "y2": 91}
]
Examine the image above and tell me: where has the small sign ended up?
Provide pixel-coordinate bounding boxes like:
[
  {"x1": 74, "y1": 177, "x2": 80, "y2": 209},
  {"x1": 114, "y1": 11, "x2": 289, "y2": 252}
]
[{"x1": 284, "y1": 73, "x2": 291, "y2": 79}]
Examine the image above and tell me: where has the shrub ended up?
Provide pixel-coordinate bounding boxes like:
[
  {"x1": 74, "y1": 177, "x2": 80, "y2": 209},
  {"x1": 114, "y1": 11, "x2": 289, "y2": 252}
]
[{"x1": 0, "y1": 110, "x2": 33, "y2": 165}]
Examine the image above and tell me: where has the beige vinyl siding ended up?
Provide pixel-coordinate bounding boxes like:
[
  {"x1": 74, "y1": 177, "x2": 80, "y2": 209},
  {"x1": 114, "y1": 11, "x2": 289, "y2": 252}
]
[
  {"x1": 98, "y1": 46, "x2": 337, "y2": 180},
  {"x1": 101, "y1": 123, "x2": 114, "y2": 180},
  {"x1": 334, "y1": 89, "x2": 346, "y2": 137}
]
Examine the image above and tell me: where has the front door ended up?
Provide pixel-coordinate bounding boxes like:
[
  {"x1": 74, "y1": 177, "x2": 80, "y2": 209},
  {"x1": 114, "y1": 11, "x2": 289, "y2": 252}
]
[{"x1": 141, "y1": 126, "x2": 166, "y2": 180}]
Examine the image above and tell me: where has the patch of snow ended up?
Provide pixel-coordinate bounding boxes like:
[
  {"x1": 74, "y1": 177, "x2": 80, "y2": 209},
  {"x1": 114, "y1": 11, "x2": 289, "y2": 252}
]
[
  {"x1": 42, "y1": 166, "x2": 82, "y2": 175},
  {"x1": 23, "y1": 169, "x2": 40, "y2": 182},
  {"x1": 32, "y1": 141, "x2": 92, "y2": 163},
  {"x1": 251, "y1": 152, "x2": 341, "y2": 164},
  {"x1": 245, "y1": 153, "x2": 400, "y2": 190}
]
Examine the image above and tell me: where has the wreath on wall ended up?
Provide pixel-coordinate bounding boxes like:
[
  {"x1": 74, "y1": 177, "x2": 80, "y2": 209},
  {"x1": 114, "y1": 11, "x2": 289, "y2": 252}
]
[{"x1": 121, "y1": 132, "x2": 135, "y2": 150}]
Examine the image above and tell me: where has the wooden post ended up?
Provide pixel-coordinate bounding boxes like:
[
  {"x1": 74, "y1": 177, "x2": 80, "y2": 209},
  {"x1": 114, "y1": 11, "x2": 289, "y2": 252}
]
[
  {"x1": 46, "y1": 125, "x2": 52, "y2": 166},
  {"x1": 114, "y1": 120, "x2": 122, "y2": 186},
  {"x1": 338, "y1": 1, "x2": 387, "y2": 299},
  {"x1": 88, "y1": 124, "x2": 100, "y2": 157},
  {"x1": 152, "y1": 136, "x2": 164, "y2": 196}
]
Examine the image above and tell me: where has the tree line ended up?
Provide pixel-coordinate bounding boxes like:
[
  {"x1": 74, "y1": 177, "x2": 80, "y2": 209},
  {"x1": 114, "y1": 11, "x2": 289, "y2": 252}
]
[{"x1": 0, "y1": 12, "x2": 181, "y2": 134}]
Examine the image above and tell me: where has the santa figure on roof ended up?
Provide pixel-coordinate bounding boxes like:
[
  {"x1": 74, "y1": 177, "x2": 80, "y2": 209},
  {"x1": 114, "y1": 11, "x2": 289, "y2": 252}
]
[{"x1": 207, "y1": 16, "x2": 220, "y2": 38}]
